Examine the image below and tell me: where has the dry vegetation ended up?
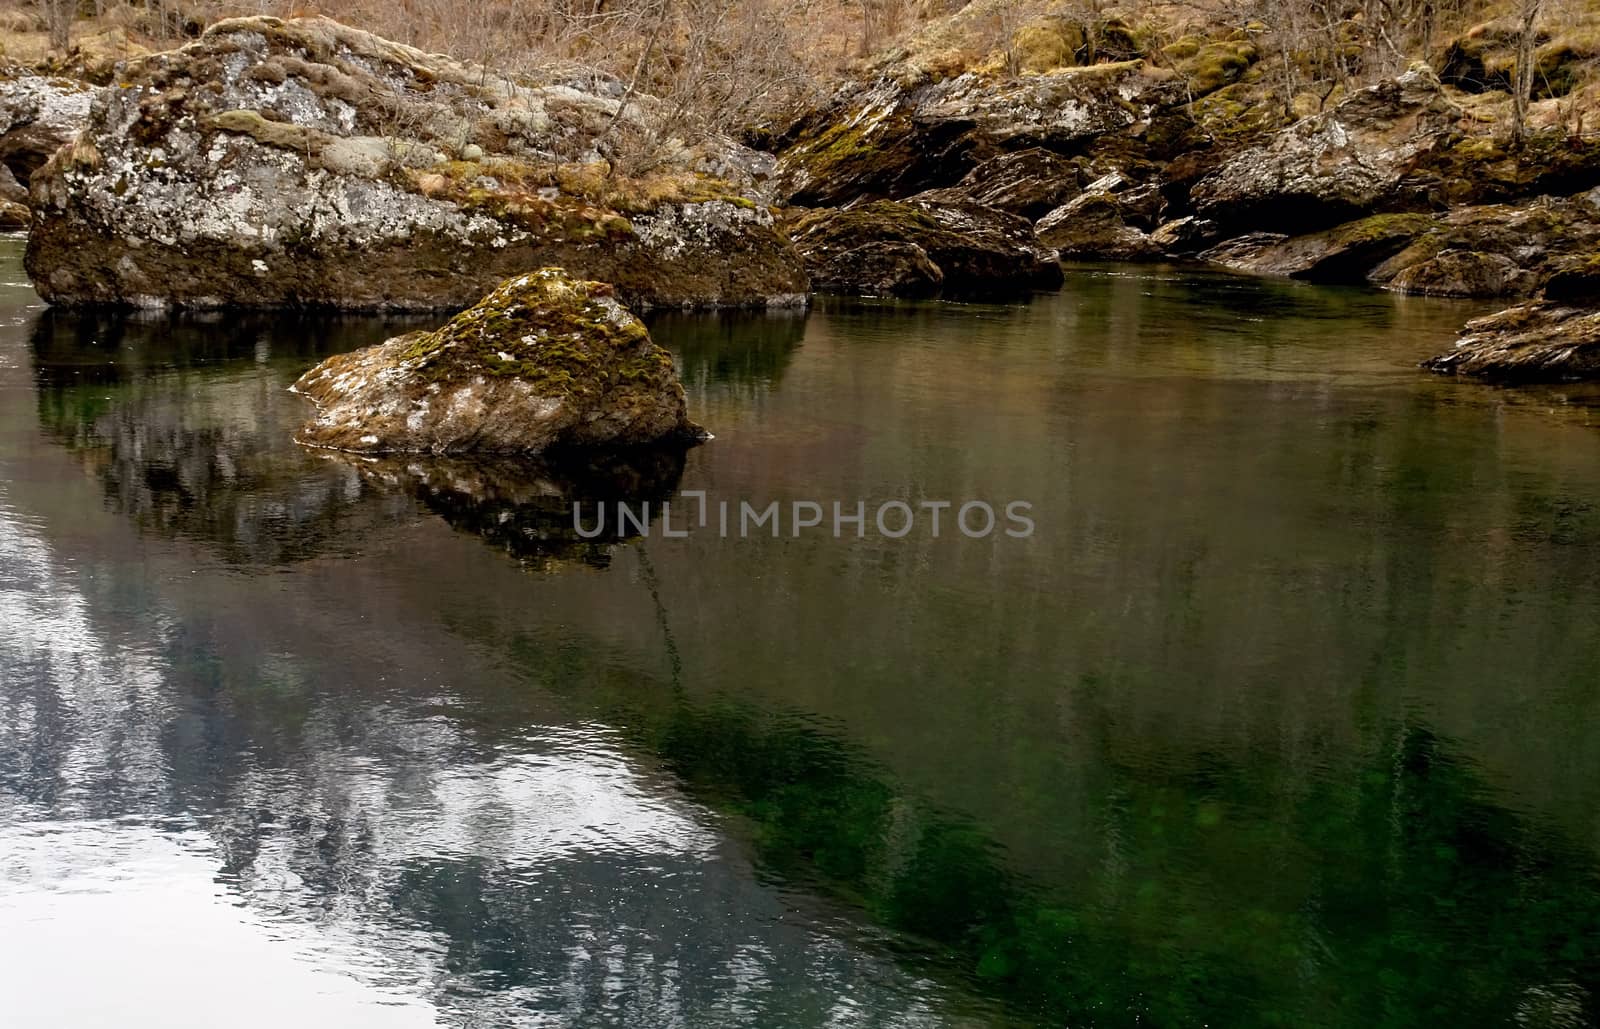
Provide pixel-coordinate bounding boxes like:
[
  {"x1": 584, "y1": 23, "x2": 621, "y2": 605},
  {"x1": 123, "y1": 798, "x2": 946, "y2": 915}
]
[{"x1": 2, "y1": 0, "x2": 1597, "y2": 146}]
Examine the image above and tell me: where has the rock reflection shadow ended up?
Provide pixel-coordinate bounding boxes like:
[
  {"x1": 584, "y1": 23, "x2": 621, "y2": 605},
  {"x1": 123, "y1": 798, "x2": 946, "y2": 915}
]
[{"x1": 315, "y1": 447, "x2": 689, "y2": 569}]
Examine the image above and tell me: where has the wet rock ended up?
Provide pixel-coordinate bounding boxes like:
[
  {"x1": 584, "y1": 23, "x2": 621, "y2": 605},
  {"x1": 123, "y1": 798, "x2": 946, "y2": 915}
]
[
  {"x1": 790, "y1": 198, "x2": 1063, "y2": 297},
  {"x1": 0, "y1": 75, "x2": 94, "y2": 190},
  {"x1": 292, "y1": 268, "x2": 703, "y2": 455},
  {"x1": 1424, "y1": 303, "x2": 1600, "y2": 382},
  {"x1": 25, "y1": 16, "x2": 807, "y2": 311},
  {"x1": 1148, "y1": 215, "x2": 1220, "y2": 256},
  {"x1": 1191, "y1": 65, "x2": 1460, "y2": 234},
  {"x1": 1384, "y1": 250, "x2": 1529, "y2": 297}
]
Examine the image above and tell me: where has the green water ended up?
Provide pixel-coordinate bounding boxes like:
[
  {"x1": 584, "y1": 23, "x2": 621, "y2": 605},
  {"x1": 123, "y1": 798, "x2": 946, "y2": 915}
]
[{"x1": 2, "y1": 237, "x2": 1599, "y2": 1027}]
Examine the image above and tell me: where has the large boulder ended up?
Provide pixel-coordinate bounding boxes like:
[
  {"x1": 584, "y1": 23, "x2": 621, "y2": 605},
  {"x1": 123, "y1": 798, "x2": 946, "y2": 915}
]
[
  {"x1": 25, "y1": 16, "x2": 807, "y2": 311},
  {"x1": 789, "y1": 198, "x2": 1063, "y2": 297},
  {"x1": 1190, "y1": 65, "x2": 1460, "y2": 234},
  {"x1": 292, "y1": 268, "x2": 703, "y2": 454},
  {"x1": 1423, "y1": 302, "x2": 1600, "y2": 382},
  {"x1": 0, "y1": 75, "x2": 94, "y2": 190}
]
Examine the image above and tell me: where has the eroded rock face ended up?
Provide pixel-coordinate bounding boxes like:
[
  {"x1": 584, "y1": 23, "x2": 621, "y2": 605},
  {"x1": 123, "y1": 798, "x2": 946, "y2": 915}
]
[
  {"x1": 0, "y1": 75, "x2": 94, "y2": 189},
  {"x1": 1424, "y1": 302, "x2": 1600, "y2": 382},
  {"x1": 1036, "y1": 172, "x2": 1164, "y2": 260},
  {"x1": 789, "y1": 198, "x2": 1063, "y2": 297},
  {"x1": 1198, "y1": 213, "x2": 1434, "y2": 282},
  {"x1": 292, "y1": 268, "x2": 703, "y2": 454},
  {"x1": 773, "y1": 62, "x2": 1183, "y2": 208},
  {"x1": 1190, "y1": 65, "x2": 1459, "y2": 234},
  {"x1": 26, "y1": 16, "x2": 807, "y2": 311}
]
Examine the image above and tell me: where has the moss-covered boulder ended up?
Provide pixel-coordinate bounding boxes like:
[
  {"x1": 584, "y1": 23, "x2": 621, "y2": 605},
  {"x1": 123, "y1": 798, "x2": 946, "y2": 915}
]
[
  {"x1": 789, "y1": 199, "x2": 1063, "y2": 297},
  {"x1": 1368, "y1": 195, "x2": 1600, "y2": 298},
  {"x1": 25, "y1": 16, "x2": 807, "y2": 311},
  {"x1": 291, "y1": 269, "x2": 703, "y2": 455},
  {"x1": 1424, "y1": 302, "x2": 1600, "y2": 382}
]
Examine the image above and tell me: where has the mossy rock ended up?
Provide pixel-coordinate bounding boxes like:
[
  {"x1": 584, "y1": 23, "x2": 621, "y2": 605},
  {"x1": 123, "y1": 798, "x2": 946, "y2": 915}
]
[
  {"x1": 1177, "y1": 39, "x2": 1259, "y2": 97},
  {"x1": 292, "y1": 268, "x2": 703, "y2": 455},
  {"x1": 1012, "y1": 17, "x2": 1084, "y2": 74}
]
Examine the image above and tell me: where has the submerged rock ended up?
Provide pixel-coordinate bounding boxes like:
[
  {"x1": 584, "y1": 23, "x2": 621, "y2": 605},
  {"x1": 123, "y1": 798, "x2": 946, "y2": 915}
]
[
  {"x1": 25, "y1": 16, "x2": 807, "y2": 311},
  {"x1": 320, "y1": 448, "x2": 688, "y2": 569},
  {"x1": 789, "y1": 198, "x2": 1063, "y2": 297},
  {"x1": 292, "y1": 268, "x2": 703, "y2": 454},
  {"x1": 1424, "y1": 302, "x2": 1600, "y2": 382}
]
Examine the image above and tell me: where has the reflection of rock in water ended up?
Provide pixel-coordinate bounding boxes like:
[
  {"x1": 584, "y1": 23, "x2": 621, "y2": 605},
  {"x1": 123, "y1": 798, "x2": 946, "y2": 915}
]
[
  {"x1": 320, "y1": 448, "x2": 688, "y2": 569},
  {"x1": 29, "y1": 309, "x2": 432, "y2": 564},
  {"x1": 649, "y1": 307, "x2": 806, "y2": 395}
]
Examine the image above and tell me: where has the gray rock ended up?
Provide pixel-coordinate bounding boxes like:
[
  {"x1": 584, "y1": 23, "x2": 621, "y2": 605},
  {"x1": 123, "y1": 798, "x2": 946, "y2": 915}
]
[
  {"x1": 25, "y1": 16, "x2": 807, "y2": 312},
  {"x1": 0, "y1": 75, "x2": 94, "y2": 189},
  {"x1": 774, "y1": 62, "x2": 1183, "y2": 207}
]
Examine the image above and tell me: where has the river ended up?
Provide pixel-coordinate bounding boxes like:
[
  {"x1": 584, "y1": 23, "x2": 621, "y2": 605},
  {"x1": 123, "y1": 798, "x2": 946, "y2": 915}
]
[{"x1": 2, "y1": 236, "x2": 1599, "y2": 1027}]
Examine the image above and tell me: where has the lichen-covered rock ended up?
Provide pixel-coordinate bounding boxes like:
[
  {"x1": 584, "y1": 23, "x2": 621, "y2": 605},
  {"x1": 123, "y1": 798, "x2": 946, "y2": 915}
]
[
  {"x1": 773, "y1": 61, "x2": 1184, "y2": 208},
  {"x1": 1424, "y1": 302, "x2": 1600, "y2": 382},
  {"x1": 1191, "y1": 65, "x2": 1459, "y2": 233},
  {"x1": 292, "y1": 268, "x2": 703, "y2": 454},
  {"x1": 789, "y1": 199, "x2": 1063, "y2": 297},
  {"x1": 0, "y1": 75, "x2": 94, "y2": 189},
  {"x1": 26, "y1": 16, "x2": 807, "y2": 311}
]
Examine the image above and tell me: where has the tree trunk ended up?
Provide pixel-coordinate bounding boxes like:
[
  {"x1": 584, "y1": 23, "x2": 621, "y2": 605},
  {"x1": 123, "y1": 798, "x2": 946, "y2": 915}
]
[
  {"x1": 1510, "y1": 0, "x2": 1543, "y2": 149},
  {"x1": 46, "y1": 0, "x2": 72, "y2": 53}
]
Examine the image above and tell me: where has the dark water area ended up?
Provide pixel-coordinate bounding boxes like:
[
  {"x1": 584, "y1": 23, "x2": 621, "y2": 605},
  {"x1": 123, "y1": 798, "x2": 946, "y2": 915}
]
[{"x1": 4, "y1": 236, "x2": 1600, "y2": 1027}]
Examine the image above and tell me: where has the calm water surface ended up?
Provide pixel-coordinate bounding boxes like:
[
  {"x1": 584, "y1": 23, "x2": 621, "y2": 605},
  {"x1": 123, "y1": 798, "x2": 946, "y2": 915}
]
[{"x1": 2, "y1": 236, "x2": 1600, "y2": 1027}]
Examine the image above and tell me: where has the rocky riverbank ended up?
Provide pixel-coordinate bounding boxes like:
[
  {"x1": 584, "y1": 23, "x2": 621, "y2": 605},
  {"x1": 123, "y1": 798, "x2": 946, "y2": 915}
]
[
  {"x1": 763, "y1": 3, "x2": 1600, "y2": 380},
  {"x1": 7, "y1": 5, "x2": 1600, "y2": 380}
]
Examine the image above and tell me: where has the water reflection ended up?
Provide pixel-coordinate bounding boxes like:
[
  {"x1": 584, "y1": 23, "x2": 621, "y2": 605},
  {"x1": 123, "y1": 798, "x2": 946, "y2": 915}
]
[
  {"x1": 7, "y1": 250, "x2": 1600, "y2": 1027},
  {"x1": 320, "y1": 448, "x2": 689, "y2": 569},
  {"x1": 650, "y1": 308, "x2": 807, "y2": 397}
]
